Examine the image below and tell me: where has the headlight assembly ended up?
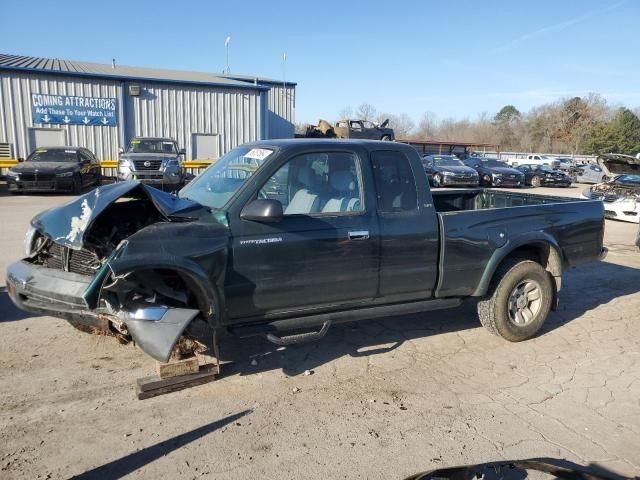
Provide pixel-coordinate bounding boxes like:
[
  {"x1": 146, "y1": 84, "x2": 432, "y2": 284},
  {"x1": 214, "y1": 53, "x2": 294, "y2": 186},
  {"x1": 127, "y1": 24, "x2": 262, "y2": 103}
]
[
  {"x1": 55, "y1": 171, "x2": 74, "y2": 177},
  {"x1": 24, "y1": 226, "x2": 37, "y2": 256}
]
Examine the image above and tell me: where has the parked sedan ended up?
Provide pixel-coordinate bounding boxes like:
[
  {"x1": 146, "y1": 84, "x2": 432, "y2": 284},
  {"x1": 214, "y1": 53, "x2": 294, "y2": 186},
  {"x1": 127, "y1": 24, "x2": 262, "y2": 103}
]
[
  {"x1": 516, "y1": 164, "x2": 572, "y2": 187},
  {"x1": 463, "y1": 158, "x2": 524, "y2": 187},
  {"x1": 422, "y1": 155, "x2": 479, "y2": 187},
  {"x1": 6, "y1": 146, "x2": 101, "y2": 194}
]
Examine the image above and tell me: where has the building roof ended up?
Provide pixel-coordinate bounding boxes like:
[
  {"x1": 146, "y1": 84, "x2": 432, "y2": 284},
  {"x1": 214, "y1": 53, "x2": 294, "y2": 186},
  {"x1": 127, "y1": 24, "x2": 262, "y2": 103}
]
[{"x1": 0, "y1": 53, "x2": 295, "y2": 90}]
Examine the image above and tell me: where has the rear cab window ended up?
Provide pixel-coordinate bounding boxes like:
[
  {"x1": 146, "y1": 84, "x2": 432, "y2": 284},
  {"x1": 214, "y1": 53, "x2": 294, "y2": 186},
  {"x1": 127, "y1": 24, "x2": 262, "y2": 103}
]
[{"x1": 370, "y1": 150, "x2": 418, "y2": 212}]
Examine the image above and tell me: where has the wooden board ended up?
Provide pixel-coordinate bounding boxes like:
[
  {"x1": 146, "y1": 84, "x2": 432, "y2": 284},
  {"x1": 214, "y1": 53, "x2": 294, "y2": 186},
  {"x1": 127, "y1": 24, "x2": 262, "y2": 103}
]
[
  {"x1": 136, "y1": 365, "x2": 217, "y2": 400},
  {"x1": 156, "y1": 357, "x2": 199, "y2": 378}
]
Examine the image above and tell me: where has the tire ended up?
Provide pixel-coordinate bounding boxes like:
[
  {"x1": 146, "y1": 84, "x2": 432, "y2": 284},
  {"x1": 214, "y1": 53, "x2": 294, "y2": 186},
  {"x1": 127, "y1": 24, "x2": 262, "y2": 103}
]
[
  {"x1": 381, "y1": 135, "x2": 391, "y2": 141},
  {"x1": 72, "y1": 175, "x2": 82, "y2": 195},
  {"x1": 432, "y1": 173, "x2": 443, "y2": 187},
  {"x1": 477, "y1": 258, "x2": 553, "y2": 342},
  {"x1": 530, "y1": 175, "x2": 541, "y2": 187},
  {"x1": 602, "y1": 175, "x2": 609, "y2": 183}
]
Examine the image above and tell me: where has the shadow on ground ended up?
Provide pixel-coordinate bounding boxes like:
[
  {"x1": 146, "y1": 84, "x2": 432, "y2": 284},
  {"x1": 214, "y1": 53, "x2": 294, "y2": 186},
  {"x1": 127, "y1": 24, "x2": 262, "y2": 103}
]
[
  {"x1": 217, "y1": 260, "x2": 640, "y2": 379},
  {"x1": 70, "y1": 410, "x2": 251, "y2": 480},
  {"x1": 0, "y1": 288, "x2": 34, "y2": 322}
]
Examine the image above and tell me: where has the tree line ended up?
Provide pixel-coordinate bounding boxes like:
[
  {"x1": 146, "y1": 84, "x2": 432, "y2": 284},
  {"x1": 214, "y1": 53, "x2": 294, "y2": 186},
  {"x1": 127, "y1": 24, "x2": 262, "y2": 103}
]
[{"x1": 299, "y1": 95, "x2": 640, "y2": 155}]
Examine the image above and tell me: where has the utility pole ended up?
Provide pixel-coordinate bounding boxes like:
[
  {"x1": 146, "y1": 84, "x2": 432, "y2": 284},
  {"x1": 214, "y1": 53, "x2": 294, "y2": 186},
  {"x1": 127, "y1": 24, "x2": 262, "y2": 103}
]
[
  {"x1": 224, "y1": 36, "x2": 231, "y2": 74},
  {"x1": 282, "y1": 53, "x2": 287, "y2": 90}
]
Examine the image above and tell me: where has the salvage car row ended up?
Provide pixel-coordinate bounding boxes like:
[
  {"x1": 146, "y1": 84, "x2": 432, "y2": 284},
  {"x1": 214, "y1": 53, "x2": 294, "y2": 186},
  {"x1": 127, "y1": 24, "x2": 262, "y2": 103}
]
[
  {"x1": 422, "y1": 155, "x2": 573, "y2": 188},
  {"x1": 6, "y1": 136, "x2": 186, "y2": 194}
]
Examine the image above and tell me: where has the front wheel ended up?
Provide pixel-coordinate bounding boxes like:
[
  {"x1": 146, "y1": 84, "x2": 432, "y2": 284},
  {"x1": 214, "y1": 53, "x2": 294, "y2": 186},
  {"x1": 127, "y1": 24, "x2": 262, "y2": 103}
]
[
  {"x1": 530, "y1": 175, "x2": 541, "y2": 187},
  {"x1": 381, "y1": 135, "x2": 391, "y2": 141},
  {"x1": 432, "y1": 173, "x2": 443, "y2": 187},
  {"x1": 477, "y1": 258, "x2": 553, "y2": 342}
]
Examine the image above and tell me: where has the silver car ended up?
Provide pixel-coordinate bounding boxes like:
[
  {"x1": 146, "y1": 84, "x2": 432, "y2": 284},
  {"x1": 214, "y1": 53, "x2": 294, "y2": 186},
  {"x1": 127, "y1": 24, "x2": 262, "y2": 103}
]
[
  {"x1": 574, "y1": 163, "x2": 609, "y2": 184},
  {"x1": 118, "y1": 137, "x2": 186, "y2": 186}
]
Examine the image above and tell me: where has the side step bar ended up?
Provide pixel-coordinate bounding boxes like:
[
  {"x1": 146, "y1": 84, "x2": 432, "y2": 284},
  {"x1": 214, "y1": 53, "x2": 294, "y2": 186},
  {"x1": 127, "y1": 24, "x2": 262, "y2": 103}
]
[
  {"x1": 228, "y1": 298, "x2": 462, "y2": 341},
  {"x1": 265, "y1": 321, "x2": 332, "y2": 346}
]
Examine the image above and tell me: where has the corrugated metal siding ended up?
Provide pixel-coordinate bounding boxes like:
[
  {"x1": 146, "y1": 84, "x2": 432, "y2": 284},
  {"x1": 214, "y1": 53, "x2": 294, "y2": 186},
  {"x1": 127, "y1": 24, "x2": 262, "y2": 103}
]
[
  {"x1": 266, "y1": 84, "x2": 295, "y2": 138},
  {"x1": 0, "y1": 71, "x2": 119, "y2": 159},
  {"x1": 125, "y1": 82, "x2": 264, "y2": 158}
]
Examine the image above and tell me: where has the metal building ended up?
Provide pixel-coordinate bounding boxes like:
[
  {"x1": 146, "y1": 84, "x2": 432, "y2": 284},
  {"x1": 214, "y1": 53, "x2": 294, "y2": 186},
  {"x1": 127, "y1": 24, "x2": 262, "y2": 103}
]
[{"x1": 0, "y1": 53, "x2": 296, "y2": 161}]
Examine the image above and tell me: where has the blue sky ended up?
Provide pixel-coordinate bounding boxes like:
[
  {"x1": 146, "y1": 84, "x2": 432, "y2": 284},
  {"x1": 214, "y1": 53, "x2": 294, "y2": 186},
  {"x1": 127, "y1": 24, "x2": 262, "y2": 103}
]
[{"x1": 2, "y1": 0, "x2": 639, "y2": 124}]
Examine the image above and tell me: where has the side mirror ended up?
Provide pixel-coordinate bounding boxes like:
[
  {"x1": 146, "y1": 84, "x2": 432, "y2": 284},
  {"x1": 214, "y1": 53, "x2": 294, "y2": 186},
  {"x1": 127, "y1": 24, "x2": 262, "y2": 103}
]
[
  {"x1": 179, "y1": 148, "x2": 186, "y2": 155},
  {"x1": 18, "y1": 157, "x2": 24, "y2": 162},
  {"x1": 118, "y1": 147, "x2": 124, "y2": 155},
  {"x1": 240, "y1": 199, "x2": 283, "y2": 223}
]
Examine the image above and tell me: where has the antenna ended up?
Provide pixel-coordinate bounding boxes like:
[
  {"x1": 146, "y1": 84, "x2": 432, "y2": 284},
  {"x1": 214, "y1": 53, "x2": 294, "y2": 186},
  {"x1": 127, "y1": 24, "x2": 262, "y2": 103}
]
[
  {"x1": 112, "y1": 57, "x2": 116, "y2": 69},
  {"x1": 224, "y1": 36, "x2": 231, "y2": 74}
]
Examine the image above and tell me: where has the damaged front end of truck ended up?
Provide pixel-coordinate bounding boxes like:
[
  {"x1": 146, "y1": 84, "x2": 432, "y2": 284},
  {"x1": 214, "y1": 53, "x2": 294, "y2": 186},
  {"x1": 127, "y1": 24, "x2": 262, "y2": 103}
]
[{"x1": 6, "y1": 181, "x2": 229, "y2": 362}]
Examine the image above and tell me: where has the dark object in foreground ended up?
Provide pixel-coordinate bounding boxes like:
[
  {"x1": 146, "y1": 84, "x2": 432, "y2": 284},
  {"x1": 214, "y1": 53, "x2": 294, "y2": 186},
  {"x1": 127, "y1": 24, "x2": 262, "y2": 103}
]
[
  {"x1": 7, "y1": 146, "x2": 101, "y2": 194},
  {"x1": 7, "y1": 140, "x2": 606, "y2": 372},
  {"x1": 405, "y1": 458, "x2": 624, "y2": 480}
]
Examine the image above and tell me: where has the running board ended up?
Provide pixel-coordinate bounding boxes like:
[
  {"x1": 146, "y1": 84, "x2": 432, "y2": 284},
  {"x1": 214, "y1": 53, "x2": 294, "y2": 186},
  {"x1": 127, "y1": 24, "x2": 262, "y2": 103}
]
[
  {"x1": 265, "y1": 321, "x2": 332, "y2": 346},
  {"x1": 228, "y1": 298, "x2": 463, "y2": 339}
]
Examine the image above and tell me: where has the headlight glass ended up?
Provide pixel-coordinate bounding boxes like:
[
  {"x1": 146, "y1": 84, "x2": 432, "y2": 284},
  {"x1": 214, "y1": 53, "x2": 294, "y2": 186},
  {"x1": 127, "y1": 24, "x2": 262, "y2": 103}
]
[
  {"x1": 166, "y1": 159, "x2": 179, "y2": 167},
  {"x1": 492, "y1": 173, "x2": 502, "y2": 178},
  {"x1": 56, "y1": 171, "x2": 74, "y2": 177},
  {"x1": 119, "y1": 159, "x2": 131, "y2": 168},
  {"x1": 7, "y1": 170, "x2": 18, "y2": 177}
]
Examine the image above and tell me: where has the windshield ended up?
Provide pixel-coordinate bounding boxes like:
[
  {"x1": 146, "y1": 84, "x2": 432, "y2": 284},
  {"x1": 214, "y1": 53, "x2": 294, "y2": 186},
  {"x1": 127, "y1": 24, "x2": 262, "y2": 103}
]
[
  {"x1": 481, "y1": 159, "x2": 509, "y2": 168},
  {"x1": 127, "y1": 139, "x2": 177, "y2": 154},
  {"x1": 27, "y1": 149, "x2": 78, "y2": 163},
  {"x1": 179, "y1": 146, "x2": 275, "y2": 209},
  {"x1": 537, "y1": 165, "x2": 556, "y2": 173},
  {"x1": 614, "y1": 174, "x2": 640, "y2": 185},
  {"x1": 433, "y1": 157, "x2": 463, "y2": 167}
]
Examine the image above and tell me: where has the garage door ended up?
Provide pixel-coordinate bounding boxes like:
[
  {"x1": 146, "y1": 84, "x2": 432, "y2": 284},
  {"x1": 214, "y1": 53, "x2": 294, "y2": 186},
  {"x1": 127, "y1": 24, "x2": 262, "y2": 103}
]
[
  {"x1": 192, "y1": 134, "x2": 219, "y2": 160},
  {"x1": 29, "y1": 128, "x2": 66, "y2": 151}
]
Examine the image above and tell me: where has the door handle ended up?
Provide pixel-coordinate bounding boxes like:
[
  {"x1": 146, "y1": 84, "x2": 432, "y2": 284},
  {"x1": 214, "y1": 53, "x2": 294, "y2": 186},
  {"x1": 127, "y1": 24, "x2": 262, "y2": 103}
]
[{"x1": 348, "y1": 230, "x2": 370, "y2": 241}]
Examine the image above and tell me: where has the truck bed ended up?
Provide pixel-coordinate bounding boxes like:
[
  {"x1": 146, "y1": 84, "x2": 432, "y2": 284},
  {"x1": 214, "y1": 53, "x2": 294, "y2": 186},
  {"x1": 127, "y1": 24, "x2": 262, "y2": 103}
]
[
  {"x1": 431, "y1": 189, "x2": 605, "y2": 298},
  {"x1": 431, "y1": 189, "x2": 579, "y2": 212}
]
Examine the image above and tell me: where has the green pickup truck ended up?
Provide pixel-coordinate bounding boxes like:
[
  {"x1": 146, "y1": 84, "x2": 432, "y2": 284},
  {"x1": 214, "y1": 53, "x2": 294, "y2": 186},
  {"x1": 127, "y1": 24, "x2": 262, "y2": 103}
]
[{"x1": 7, "y1": 140, "x2": 606, "y2": 364}]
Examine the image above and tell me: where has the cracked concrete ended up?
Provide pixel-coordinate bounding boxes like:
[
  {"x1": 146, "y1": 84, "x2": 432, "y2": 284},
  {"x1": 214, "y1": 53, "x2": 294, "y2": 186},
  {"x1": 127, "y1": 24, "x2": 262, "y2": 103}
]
[{"x1": 0, "y1": 186, "x2": 639, "y2": 479}]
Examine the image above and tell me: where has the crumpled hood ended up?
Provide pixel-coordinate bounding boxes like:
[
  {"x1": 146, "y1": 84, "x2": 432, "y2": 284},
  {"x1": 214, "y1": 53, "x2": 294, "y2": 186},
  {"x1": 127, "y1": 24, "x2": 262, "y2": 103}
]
[
  {"x1": 598, "y1": 153, "x2": 640, "y2": 176},
  {"x1": 31, "y1": 181, "x2": 208, "y2": 250},
  {"x1": 11, "y1": 162, "x2": 78, "y2": 173},
  {"x1": 120, "y1": 153, "x2": 178, "y2": 161},
  {"x1": 434, "y1": 165, "x2": 477, "y2": 175}
]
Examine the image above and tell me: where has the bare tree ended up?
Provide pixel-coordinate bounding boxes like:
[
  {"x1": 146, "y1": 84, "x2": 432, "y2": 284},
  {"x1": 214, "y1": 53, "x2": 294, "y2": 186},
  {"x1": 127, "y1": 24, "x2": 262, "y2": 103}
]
[
  {"x1": 338, "y1": 106, "x2": 353, "y2": 120},
  {"x1": 355, "y1": 103, "x2": 377, "y2": 122}
]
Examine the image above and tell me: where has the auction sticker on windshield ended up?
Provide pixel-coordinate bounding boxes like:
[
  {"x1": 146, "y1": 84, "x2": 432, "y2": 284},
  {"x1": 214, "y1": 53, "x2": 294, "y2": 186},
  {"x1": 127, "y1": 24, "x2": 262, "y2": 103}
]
[{"x1": 245, "y1": 148, "x2": 273, "y2": 160}]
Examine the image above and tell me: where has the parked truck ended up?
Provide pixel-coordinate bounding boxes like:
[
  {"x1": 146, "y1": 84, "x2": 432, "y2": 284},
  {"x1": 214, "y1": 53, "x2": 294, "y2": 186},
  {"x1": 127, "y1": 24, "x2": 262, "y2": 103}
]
[
  {"x1": 300, "y1": 119, "x2": 394, "y2": 141},
  {"x1": 7, "y1": 140, "x2": 606, "y2": 366}
]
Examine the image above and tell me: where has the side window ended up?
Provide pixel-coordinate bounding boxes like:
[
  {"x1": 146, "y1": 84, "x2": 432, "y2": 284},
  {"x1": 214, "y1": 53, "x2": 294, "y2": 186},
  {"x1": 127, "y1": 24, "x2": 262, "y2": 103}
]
[
  {"x1": 371, "y1": 150, "x2": 418, "y2": 212},
  {"x1": 350, "y1": 121, "x2": 362, "y2": 131},
  {"x1": 258, "y1": 152, "x2": 364, "y2": 215}
]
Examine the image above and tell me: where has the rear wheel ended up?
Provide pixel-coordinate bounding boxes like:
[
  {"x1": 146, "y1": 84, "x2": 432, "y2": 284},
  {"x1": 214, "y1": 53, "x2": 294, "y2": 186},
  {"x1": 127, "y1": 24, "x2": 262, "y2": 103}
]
[
  {"x1": 477, "y1": 258, "x2": 553, "y2": 342},
  {"x1": 602, "y1": 175, "x2": 610, "y2": 183},
  {"x1": 381, "y1": 135, "x2": 391, "y2": 141},
  {"x1": 530, "y1": 175, "x2": 541, "y2": 187}
]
